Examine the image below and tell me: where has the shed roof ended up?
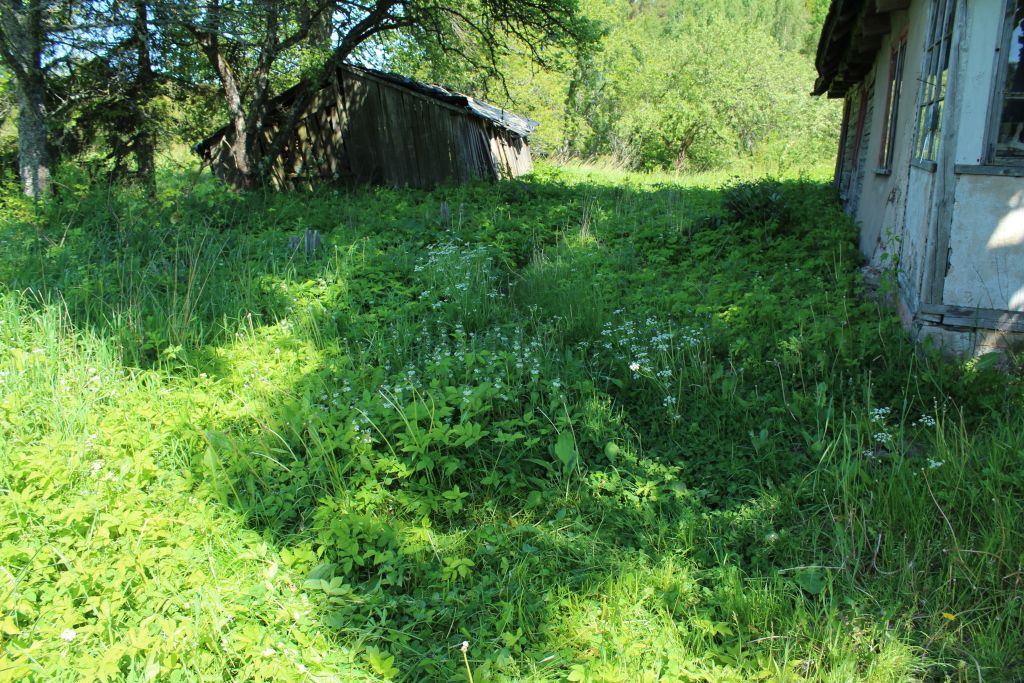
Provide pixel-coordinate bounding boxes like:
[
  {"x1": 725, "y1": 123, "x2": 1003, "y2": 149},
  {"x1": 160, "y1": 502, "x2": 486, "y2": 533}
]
[
  {"x1": 195, "y1": 63, "x2": 539, "y2": 156},
  {"x1": 813, "y1": 0, "x2": 905, "y2": 98},
  {"x1": 352, "y1": 65, "x2": 539, "y2": 138}
]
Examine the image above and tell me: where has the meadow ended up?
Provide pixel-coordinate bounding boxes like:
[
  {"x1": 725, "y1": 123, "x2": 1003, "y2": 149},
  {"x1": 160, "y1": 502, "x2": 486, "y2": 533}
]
[{"x1": 0, "y1": 163, "x2": 1021, "y2": 682}]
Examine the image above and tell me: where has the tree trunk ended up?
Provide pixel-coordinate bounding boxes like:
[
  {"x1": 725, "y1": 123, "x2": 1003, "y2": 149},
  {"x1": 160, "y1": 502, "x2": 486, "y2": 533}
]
[
  {"x1": 189, "y1": 0, "x2": 402, "y2": 189},
  {"x1": 204, "y1": 41, "x2": 259, "y2": 188},
  {"x1": 0, "y1": 0, "x2": 51, "y2": 198},
  {"x1": 133, "y1": 0, "x2": 156, "y2": 193},
  {"x1": 192, "y1": 0, "x2": 261, "y2": 190},
  {"x1": 16, "y1": 71, "x2": 49, "y2": 198},
  {"x1": 226, "y1": 114, "x2": 258, "y2": 189},
  {"x1": 673, "y1": 124, "x2": 702, "y2": 172}
]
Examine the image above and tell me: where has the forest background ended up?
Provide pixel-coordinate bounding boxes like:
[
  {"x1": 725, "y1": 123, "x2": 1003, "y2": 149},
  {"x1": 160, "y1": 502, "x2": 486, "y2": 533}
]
[{"x1": 0, "y1": 0, "x2": 839, "y2": 191}]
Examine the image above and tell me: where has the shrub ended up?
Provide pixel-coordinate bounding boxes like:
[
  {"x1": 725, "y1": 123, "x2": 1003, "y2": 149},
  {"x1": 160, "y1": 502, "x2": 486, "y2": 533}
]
[{"x1": 721, "y1": 176, "x2": 793, "y2": 229}]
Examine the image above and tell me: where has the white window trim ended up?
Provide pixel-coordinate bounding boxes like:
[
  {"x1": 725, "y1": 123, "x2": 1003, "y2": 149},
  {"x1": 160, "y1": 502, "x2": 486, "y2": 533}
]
[
  {"x1": 878, "y1": 34, "x2": 909, "y2": 173},
  {"x1": 985, "y1": 0, "x2": 1024, "y2": 165}
]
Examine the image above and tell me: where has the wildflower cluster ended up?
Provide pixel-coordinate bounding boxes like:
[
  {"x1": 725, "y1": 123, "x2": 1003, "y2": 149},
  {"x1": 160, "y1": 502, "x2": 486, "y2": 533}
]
[
  {"x1": 587, "y1": 311, "x2": 705, "y2": 423},
  {"x1": 867, "y1": 405, "x2": 897, "y2": 449},
  {"x1": 865, "y1": 405, "x2": 940, "y2": 457},
  {"x1": 349, "y1": 413, "x2": 375, "y2": 446},
  {"x1": 595, "y1": 312, "x2": 701, "y2": 373},
  {"x1": 391, "y1": 322, "x2": 553, "y2": 402},
  {"x1": 305, "y1": 320, "x2": 573, "y2": 461},
  {"x1": 870, "y1": 407, "x2": 892, "y2": 423},
  {"x1": 414, "y1": 241, "x2": 501, "y2": 315},
  {"x1": 913, "y1": 414, "x2": 937, "y2": 428}
]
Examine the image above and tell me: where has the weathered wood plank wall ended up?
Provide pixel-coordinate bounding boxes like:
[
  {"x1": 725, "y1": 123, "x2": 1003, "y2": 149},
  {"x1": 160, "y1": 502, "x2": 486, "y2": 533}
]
[{"x1": 202, "y1": 66, "x2": 533, "y2": 191}]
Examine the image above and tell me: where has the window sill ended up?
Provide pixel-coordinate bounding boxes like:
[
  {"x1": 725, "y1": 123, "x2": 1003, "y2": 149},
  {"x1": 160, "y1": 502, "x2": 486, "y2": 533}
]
[
  {"x1": 954, "y1": 164, "x2": 1024, "y2": 178},
  {"x1": 873, "y1": 167, "x2": 893, "y2": 176},
  {"x1": 910, "y1": 159, "x2": 937, "y2": 173}
]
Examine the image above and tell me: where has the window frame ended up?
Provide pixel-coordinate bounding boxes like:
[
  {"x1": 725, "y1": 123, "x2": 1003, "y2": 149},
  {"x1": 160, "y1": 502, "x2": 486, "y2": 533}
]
[
  {"x1": 913, "y1": 0, "x2": 957, "y2": 163},
  {"x1": 878, "y1": 32, "x2": 909, "y2": 173},
  {"x1": 986, "y1": 0, "x2": 1024, "y2": 165}
]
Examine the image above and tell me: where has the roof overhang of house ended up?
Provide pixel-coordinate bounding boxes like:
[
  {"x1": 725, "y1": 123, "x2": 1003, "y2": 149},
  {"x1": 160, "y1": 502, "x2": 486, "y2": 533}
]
[{"x1": 813, "y1": 0, "x2": 907, "y2": 98}]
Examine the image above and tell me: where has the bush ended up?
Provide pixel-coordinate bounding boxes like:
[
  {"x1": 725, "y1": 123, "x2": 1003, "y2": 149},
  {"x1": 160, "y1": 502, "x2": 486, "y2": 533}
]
[{"x1": 721, "y1": 176, "x2": 793, "y2": 228}]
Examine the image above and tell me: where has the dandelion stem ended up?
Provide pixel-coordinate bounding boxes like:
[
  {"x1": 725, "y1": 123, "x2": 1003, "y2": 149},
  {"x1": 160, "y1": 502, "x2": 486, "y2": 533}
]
[{"x1": 460, "y1": 641, "x2": 474, "y2": 683}]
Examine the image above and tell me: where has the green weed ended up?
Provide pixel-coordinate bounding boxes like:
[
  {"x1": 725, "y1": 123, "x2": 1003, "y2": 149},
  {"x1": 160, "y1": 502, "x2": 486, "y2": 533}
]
[{"x1": 0, "y1": 162, "x2": 1020, "y2": 681}]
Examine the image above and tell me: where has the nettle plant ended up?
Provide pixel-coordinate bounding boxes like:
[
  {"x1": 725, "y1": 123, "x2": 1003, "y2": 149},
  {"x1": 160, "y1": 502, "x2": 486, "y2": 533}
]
[
  {"x1": 251, "y1": 328, "x2": 600, "y2": 597},
  {"x1": 255, "y1": 318, "x2": 585, "y2": 503}
]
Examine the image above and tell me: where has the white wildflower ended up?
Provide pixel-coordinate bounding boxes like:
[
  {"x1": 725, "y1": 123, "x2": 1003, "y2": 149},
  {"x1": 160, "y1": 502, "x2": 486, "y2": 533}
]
[{"x1": 870, "y1": 407, "x2": 891, "y2": 423}]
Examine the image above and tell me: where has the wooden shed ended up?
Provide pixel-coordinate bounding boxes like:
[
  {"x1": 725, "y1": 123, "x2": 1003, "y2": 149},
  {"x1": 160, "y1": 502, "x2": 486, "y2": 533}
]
[{"x1": 194, "y1": 64, "x2": 537, "y2": 190}]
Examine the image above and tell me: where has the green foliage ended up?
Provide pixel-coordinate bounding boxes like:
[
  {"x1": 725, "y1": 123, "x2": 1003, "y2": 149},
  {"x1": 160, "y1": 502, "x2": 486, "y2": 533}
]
[
  {"x1": 1, "y1": 162, "x2": 1022, "y2": 681},
  {"x1": 721, "y1": 177, "x2": 795, "y2": 229},
  {"x1": 7, "y1": 0, "x2": 838, "y2": 186},
  {"x1": 397, "y1": 0, "x2": 841, "y2": 173}
]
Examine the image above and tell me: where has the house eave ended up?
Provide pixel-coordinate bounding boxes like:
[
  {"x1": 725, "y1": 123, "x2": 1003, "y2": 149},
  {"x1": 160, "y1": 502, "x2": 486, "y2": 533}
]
[{"x1": 813, "y1": 0, "x2": 902, "y2": 98}]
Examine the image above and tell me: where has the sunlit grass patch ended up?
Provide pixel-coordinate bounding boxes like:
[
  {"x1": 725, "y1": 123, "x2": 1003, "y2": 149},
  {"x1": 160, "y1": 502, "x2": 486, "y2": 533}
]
[{"x1": 0, "y1": 295, "x2": 364, "y2": 682}]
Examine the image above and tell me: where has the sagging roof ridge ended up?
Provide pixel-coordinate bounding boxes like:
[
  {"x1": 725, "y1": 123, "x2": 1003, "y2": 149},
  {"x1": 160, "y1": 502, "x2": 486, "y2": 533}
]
[{"x1": 195, "y1": 62, "x2": 539, "y2": 155}]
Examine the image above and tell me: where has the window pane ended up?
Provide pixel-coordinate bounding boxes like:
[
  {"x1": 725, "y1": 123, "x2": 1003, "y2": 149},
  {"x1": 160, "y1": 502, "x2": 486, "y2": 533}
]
[
  {"x1": 881, "y1": 41, "x2": 906, "y2": 169},
  {"x1": 914, "y1": 0, "x2": 956, "y2": 162},
  {"x1": 929, "y1": 0, "x2": 944, "y2": 48},
  {"x1": 931, "y1": 99, "x2": 944, "y2": 159},
  {"x1": 918, "y1": 103, "x2": 933, "y2": 159},
  {"x1": 996, "y1": 0, "x2": 1024, "y2": 158},
  {"x1": 942, "y1": 0, "x2": 956, "y2": 39}
]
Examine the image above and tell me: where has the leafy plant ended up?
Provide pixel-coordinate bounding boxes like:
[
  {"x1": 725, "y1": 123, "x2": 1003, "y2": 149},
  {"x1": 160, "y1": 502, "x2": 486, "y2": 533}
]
[{"x1": 0, "y1": 161, "x2": 1020, "y2": 682}]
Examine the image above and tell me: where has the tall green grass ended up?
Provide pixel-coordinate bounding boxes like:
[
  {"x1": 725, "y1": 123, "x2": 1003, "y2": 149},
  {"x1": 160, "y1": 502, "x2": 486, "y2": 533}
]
[{"x1": 0, "y1": 162, "x2": 1020, "y2": 681}]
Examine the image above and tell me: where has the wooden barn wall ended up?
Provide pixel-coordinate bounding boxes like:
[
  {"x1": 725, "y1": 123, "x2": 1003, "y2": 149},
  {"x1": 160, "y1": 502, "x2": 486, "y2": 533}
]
[
  {"x1": 208, "y1": 67, "x2": 533, "y2": 191},
  {"x1": 488, "y1": 128, "x2": 532, "y2": 178},
  {"x1": 206, "y1": 137, "x2": 250, "y2": 189}
]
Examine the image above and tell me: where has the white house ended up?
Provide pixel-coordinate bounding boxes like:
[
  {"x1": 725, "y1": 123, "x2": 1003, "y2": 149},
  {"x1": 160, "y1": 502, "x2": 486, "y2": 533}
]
[{"x1": 814, "y1": 0, "x2": 1023, "y2": 354}]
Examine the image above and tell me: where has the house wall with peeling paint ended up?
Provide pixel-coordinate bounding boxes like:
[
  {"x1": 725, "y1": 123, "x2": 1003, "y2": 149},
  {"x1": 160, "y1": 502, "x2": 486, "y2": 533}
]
[
  {"x1": 827, "y1": 0, "x2": 1024, "y2": 355},
  {"x1": 946, "y1": 176, "x2": 1024, "y2": 310}
]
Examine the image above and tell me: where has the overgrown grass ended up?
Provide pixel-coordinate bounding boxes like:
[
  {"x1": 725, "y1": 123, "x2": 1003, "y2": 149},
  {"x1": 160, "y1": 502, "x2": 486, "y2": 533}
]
[{"x1": 1, "y1": 163, "x2": 1021, "y2": 682}]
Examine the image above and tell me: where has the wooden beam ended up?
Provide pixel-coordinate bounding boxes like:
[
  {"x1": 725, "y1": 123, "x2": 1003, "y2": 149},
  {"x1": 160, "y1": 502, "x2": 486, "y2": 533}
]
[
  {"x1": 876, "y1": 0, "x2": 910, "y2": 12},
  {"x1": 861, "y1": 12, "x2": 891, "y2": 37},
  {"x1": 918, "y1": 304, "x2": 1024, "y2": 333},
  {"x1": 848, "y1": 31, "x2": 884, "y2": 56},
  {"x1": 844, "y1": 46, "x2": 879, "y2": 66}
]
